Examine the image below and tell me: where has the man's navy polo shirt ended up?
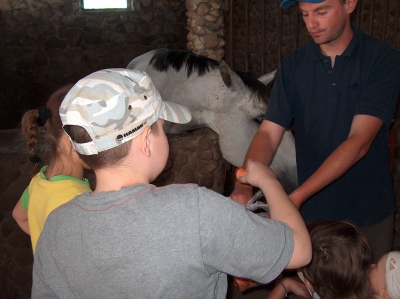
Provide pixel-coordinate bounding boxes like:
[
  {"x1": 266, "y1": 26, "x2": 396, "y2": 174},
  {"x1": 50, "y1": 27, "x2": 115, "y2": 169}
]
[{"x1": 265, "y1": 24, "x2": 400, "y2": 227}]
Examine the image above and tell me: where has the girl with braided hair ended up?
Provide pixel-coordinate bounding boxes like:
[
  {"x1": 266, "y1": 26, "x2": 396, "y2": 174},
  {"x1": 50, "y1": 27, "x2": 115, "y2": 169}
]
[{"x1": 12, "y1": 85, "x2": 92, "y2": 253}]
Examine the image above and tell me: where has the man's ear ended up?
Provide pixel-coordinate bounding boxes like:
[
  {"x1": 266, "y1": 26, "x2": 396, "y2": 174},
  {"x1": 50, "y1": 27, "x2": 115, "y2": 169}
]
[
  {"x1": 345, "y1": 0, "x2": 357, "y2": 14},
  {"x1": 139, "y1": 126, "x2": 152, "y2": 157}
]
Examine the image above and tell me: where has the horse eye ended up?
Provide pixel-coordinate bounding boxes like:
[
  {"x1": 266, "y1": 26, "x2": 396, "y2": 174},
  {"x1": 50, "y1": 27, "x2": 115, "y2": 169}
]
[
  {"x1": 144, "y1": 95, "x2": 147, "y2": 100},
  {"x1": 128, "y1": 105, "x2": 132, "y2": 110}
]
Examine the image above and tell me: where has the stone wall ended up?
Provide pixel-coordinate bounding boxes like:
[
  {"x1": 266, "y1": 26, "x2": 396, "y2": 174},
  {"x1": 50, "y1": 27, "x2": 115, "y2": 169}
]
[
  {"x1": 223, "y1": 0, "x2": 400, "y2": 75},
  {"x1": 0, "y1": 0, "x2": 187, "y2": 130},
  {"x1": 186, "y1": 0, "x2": 225, "y2": 61}
]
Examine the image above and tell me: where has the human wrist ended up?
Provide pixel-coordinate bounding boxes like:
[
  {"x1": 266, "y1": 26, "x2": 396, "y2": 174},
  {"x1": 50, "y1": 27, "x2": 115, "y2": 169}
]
[
  {"x1": 289, "y1": 190, "x2": 305, "y2": 208},
  {"x1": 275, "y1": 279, "x2": 288, "y2": 298}
]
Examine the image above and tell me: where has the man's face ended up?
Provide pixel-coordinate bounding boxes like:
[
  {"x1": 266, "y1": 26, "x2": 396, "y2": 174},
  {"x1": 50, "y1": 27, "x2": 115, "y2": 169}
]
[{"x1": 299, "y1": 0, "x2": 349, "y2": 45}]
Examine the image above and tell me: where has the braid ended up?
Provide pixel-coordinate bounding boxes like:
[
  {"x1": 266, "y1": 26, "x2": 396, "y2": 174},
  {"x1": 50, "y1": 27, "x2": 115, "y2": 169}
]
[
  {"x1": 21, "y1": 109, "x2": 42, "y2": 176},
  {"x1": 20, "y1": 84, "x2": 73, "y2": 177},
  {"x1": 21, "y1": 110, "x2": 41, "y2": 157}
]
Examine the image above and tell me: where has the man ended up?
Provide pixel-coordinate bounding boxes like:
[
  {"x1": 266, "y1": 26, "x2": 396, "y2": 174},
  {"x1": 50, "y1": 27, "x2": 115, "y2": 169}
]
[{"x1": 231, "y1": 0, "x2": 400, "y2": 262}]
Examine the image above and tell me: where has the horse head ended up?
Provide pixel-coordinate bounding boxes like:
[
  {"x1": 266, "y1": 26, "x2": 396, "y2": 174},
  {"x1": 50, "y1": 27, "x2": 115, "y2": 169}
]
[
  {"x1": 126, "y1": 48, "x2": 276, "y2": 165},
  {"x1": 126, "y1": 49, "x2": 298, "y2": 193}
]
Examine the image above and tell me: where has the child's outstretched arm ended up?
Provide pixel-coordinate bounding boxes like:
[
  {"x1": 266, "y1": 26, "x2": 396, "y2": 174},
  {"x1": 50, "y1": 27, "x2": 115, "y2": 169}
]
[
  {"x1": 12, "y1": 199, "x2": 30, "y2": 235},
  {"x1": 237, "y1": 161, "x2": 312, "y2": 269}
]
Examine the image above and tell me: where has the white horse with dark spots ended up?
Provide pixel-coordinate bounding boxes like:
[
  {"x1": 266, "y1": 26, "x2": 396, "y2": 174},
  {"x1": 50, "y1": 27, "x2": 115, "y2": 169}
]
[{"x1": 127, "y1": 48, "x2": 297, "y2": 193}]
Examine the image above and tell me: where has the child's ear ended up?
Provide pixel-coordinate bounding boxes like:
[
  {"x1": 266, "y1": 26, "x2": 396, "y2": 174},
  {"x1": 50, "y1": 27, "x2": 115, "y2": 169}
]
[
  {"x1": 62, "y1": 132, "x2": 78, "y2": 156},
  {"x1": 305, "y1": 279, "x2": 314, "y2": 292},
  {"x1": 379, "y1": 286, "x2": 390, "y2": 298},
  {"x1": 139, "y1": 126, "x2": 152, "y2": 157},
  {"x1": 62, "y1": 132, "x2": 73, "y2": 147}
]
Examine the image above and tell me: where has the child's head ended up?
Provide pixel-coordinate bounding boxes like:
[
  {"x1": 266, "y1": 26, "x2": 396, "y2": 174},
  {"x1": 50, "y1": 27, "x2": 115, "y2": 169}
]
[
  {"x1": 370, "y1": 251, "x2": 400, "y2": 299},
  {"x1": 301, "y1": 220, "x2": 374, "y2": 299},
  {"x1": 60, "y1": 68, "x2": 191, "y2": 170},
  {"x1": 21, "y1": 84, "x2": 73, "y2": 175}
]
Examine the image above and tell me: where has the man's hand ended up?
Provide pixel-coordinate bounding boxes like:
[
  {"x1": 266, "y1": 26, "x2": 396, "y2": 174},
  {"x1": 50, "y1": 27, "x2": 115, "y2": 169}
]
[
  {"x1": 289, "y1": 192, "x2": 303, "y2": 209},
  {"x1": 287, "y1": 115, "x2": 383, "y2": 208}
]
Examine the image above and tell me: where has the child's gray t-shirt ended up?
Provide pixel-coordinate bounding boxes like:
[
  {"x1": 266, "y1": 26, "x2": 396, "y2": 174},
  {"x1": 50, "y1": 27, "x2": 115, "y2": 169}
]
[{"x1": 32, "y1": 184, "x2": 294, "y2": 299}]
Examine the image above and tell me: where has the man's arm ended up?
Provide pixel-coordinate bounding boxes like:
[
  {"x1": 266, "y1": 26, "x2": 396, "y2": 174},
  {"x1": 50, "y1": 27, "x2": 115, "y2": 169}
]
[
  {"x1": 230, "y1": 120, "x2": 286, "y2": 205},
  {"x1": 290, "y1": 114, "x2": 383, "y2": 208}
]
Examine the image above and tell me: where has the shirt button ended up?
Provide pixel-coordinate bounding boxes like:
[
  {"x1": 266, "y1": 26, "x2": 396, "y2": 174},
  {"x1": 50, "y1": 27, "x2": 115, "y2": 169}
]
[
  {"x1": 328, "y1": 70, "x2": 332, "y2": 74},
  {"x1": 332, "y1": 82, "x2": 336, "y2": 86},
  {"x1": 324, "y1": 59, "x2": 329, "y2": 63}
]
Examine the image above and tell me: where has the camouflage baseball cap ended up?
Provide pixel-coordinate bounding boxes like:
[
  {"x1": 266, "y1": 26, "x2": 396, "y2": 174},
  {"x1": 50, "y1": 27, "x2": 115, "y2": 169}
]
[{"x1": 60, "y1": 68, "x2": 192, "y2": 155}]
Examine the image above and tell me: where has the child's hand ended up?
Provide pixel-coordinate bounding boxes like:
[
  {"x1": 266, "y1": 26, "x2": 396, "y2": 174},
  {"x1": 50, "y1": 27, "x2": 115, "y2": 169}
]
[
  {"x1": 267, "y1": 278, "x2": 311, "y2": 299},
  {"x1": 282, "y1": 277, "x2": 311, "y2": 299},
  {"x1": 236, "y1": 160, "x2": 277, "y2": 188},
  {"x1": 233, "y1": 277, "x2": 261, "y2": 292}
]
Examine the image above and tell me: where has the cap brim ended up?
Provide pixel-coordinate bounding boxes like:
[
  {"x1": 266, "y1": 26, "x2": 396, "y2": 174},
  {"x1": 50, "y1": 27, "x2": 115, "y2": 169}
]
[
  {"x1": 280, "y1": 0, "x2": 296, "y2": 8},
  {"x1": 281, "y1": 0, "x2": 325, "y2": 8},
  {"x1": 161, "y1": 101, "x2": 192, "y2": 124}
]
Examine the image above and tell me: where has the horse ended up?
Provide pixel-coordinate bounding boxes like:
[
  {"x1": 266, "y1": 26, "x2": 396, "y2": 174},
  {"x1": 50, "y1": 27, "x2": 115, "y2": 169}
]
[{"x1": 127, "y1": 48, "x2": 298, "y2": 193}]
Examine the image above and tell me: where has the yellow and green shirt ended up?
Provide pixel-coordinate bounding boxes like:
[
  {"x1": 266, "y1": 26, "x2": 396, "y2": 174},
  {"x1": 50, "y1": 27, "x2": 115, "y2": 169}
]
[{"x1": 21, "y1": 165, "x2": 91, "y2": 253}]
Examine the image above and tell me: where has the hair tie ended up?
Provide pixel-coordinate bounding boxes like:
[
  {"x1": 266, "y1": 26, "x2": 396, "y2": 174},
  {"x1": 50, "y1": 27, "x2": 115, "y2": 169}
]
[
  {"x1": 29, "y1": 155, "x2": 42, "y2": 166},
  {"x1": 38, "y1": 106, "x2": 51, "y2": 124}
]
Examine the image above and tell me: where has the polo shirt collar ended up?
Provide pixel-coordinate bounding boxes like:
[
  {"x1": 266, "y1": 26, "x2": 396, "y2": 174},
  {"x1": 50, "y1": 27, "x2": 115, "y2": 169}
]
[{"x1": 309, "y1": 23, "x2": 361, "y2": 61}]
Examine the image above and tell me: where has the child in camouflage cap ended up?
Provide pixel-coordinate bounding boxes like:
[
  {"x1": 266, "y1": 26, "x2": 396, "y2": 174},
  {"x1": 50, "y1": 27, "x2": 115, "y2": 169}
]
[{"x1": 32, "y1": 68, "x2": 311, "y2": 299}]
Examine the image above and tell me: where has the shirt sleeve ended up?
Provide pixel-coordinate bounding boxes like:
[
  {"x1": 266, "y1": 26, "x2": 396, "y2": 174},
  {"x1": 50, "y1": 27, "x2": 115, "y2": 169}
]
[
  {"x1": 197, "y1": 187, "x2": 294, "y2": 283},
  {"x1": 355, "y1": 45, "x2": 400, "y2": 129},
  {"x1": 20, "y1": 187, "x2": 29, "y2": 210},
  {"x1": 264, "y1": 58, "x2": 295, "y2": 130}
]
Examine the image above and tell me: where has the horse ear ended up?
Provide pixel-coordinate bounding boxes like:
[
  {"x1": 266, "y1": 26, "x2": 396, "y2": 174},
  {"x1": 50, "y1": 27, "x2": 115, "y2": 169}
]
[
  {"x1": 258, "y1": 69, "x2": 277, "y2": 85},
  {"x1": 219, "y1": 59, "x2": 245, "y2": 92}
]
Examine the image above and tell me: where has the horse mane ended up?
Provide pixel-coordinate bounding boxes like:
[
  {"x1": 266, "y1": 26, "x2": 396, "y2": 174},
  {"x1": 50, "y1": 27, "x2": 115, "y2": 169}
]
[{"x1": 149, "y1": 48, "x2": 270, "y2": 104}]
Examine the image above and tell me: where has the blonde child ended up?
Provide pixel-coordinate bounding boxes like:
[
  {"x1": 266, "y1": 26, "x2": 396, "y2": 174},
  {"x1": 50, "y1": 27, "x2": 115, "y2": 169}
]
[
  {"x1": 12, "y1": 85, "x2": 92, "y2": 253},
  {"x1": 370, "y1": 251, "x2": 400, "y2": 299}
]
